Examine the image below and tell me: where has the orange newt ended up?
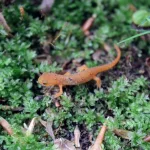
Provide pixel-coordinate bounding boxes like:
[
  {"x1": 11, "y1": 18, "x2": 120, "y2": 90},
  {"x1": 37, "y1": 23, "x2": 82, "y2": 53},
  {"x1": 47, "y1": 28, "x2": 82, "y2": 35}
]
[{"x1": 38, "y1": 44, "x2": 121, "y2": 98}]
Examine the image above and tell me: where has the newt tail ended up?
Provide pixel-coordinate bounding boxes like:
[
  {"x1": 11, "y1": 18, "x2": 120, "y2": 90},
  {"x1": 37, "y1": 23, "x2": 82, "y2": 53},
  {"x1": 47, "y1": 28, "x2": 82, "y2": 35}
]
[
  {"x1": 38, "y1": 44, "x2": 121, "y2": 98},
  {"x1": 90, "y1": 44, "x2": 121, "y2": 74}
]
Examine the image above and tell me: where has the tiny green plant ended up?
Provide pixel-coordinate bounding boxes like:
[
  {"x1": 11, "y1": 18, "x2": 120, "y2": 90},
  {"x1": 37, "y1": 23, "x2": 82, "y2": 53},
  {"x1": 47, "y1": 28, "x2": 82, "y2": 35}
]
[{"x1": 118, "y1": 30, "x2": 150, "y2": 44}]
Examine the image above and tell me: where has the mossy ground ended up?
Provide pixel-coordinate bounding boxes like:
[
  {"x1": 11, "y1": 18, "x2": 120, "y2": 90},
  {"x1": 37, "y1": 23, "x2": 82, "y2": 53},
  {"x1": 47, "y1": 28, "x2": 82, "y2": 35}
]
[{"x1": 0, "y1": 0, "x2": 150, "y2": 150}]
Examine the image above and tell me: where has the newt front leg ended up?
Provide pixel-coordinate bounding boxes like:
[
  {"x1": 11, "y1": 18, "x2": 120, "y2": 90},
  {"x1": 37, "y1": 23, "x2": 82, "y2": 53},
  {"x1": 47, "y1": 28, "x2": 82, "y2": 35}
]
[
  {"x1": 93, "y1": 76, "x2": 101, "y2": 88},
  {"x1": 54, "y1": 71, "x2": 71, "y2": 98},
  {"x1": 54, "y1": 85, "x2": 63, "y2": 98}
]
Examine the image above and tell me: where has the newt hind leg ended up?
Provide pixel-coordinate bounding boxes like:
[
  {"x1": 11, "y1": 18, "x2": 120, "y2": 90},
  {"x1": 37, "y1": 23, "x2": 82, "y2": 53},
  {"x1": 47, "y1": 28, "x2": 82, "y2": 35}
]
[
  {"x1": 78, "y1": 65, "x2": 101, "y2": 88},
  {"x1": 93, "y1": 76, "x2": 101, "y2": 88}
]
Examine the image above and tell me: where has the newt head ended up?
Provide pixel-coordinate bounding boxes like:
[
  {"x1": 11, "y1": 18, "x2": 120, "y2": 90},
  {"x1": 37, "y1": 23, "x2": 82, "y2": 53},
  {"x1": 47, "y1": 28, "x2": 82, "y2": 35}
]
[{"x1": 38, "y1": 73, "x2": 59, "y2": 86}]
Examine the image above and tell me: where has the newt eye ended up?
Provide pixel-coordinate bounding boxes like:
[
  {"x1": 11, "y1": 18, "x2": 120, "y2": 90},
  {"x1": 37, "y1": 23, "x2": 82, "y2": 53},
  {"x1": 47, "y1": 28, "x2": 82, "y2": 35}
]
[{"x1": 42, "y1": 81, "x2": 48, "y2": 86}]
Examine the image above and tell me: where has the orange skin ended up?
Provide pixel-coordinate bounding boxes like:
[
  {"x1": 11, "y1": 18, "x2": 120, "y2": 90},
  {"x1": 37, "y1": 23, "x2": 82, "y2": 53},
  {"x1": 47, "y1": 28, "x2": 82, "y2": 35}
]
[{"x1": 38, "y1": 45, "x2": 121, "y2": 98}]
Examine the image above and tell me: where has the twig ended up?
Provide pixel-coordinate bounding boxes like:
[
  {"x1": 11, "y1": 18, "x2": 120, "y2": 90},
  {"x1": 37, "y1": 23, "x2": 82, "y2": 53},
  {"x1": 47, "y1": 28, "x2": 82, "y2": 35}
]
[{"x1": 0, "y1": 105, "x2": 23, "y2": 111}]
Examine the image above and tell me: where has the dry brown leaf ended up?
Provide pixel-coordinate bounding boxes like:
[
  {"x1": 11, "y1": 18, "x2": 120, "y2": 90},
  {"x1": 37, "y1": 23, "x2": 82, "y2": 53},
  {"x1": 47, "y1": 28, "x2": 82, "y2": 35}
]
[
  {"x1": 144, "y1": 135, "x2": 150, "y2": 142},
  {"x1": 39, "y1": 118, "x2": 55, "y2": 140},
  {"x1": 46, "y1": 121, "x2": 55, "y2": 140},
  {"x1": 82, "y1": 14, "x2": 96, "y2": 36},
  {"x1": 129, "y1": 4, "x2": 136, "y2": 12},
  {"x1": 145, "y1": 57, "x2": 150, "y2": 67},
  {"x1": 0, "y1": 12, "x2": 11, "y2": 32},
  {"x1": 0, "y1": 117, "x2": 13, "y2": 135},
  {"x1": 54, "y1": 138, "x2": 76, "y2": 150},
  {"x1": 92, "y1": 50, "x2": 103, "y2": 61},
  {"x1": 26, "y1": 117, "x2": 37, "y2": 136},
  {"x1": 74, "y1": 125, "x2": 81, "y2": 148},
  {"x1": 55, "y1": 100, "x2": 61, "y2": 107},
  {"x1": 90, "y1": 124, "x2": 107, "y2": 150},
  {"x1": 145, "y1": 57, "x2": 150, "y2": 77},
  {"x1": 19, "y1": 6, "x2": 25, "y2": 19},
  {"x1": 113, "y1": 129, "x2": 133, "y2": 140},
  {"x1": 39, "y1": 118, "x2": 47, "y2": 127},
  {"x1": 40, "y1": 0, "x2": 55, "y2": 14},
  {"x1": 103, "y1": 43, "x2": 111, "y2": 52}
]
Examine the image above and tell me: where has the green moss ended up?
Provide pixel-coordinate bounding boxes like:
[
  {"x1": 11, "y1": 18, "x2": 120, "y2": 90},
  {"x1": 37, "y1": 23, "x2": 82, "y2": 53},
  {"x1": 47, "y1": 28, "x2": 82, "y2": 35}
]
[{"x1": 0, "y1": 1, "x2": 150, "y2": 149}]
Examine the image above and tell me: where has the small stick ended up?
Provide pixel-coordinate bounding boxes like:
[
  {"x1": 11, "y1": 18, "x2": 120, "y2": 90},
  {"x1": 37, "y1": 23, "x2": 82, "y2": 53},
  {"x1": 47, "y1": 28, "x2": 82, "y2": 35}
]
[
  {"x1": 0, "y1": 105, "x2": 23, "y2": 111},
  {"x1": 0, "y1": 117, "x2": 13, "y2": 135}
]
